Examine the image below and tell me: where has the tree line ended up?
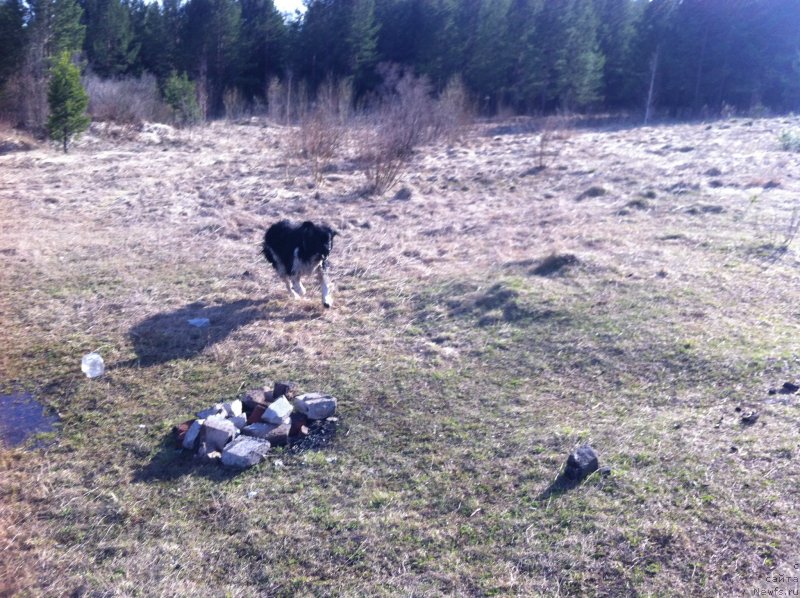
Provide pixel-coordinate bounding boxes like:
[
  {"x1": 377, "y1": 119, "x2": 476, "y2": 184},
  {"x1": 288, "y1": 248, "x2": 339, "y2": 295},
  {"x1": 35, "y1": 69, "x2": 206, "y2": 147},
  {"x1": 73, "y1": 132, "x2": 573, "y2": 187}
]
[{"x1": 1, "y1": 0, "x2": 798, "y2": 129}]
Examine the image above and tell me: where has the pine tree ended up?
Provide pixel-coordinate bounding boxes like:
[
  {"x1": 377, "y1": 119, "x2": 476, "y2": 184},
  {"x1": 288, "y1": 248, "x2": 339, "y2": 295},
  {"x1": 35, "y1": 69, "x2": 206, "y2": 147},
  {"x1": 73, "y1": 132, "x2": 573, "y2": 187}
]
[
  {"x1": 348, "y1": 0, "x2": 380, "y2": 95},
  {"x1": 82, "y1": 0, "x2": 139, "y2": 77},
  {"x1": 182, "y1": 0, "x2": 241, "y2": 117},
  {"x1": 0, "y1": 0, "x2": 27, "y2": 88},
  {"x1": 463, "y1": 0, "x2": 510, "y2": 112},
  {"x1": 47, "y1": 51, "x2": 90, "y2": 152},
  {"x1": 19, "y1": 0, "x2": 86, "y2": 131},
  {"x1": 501, "y1": 0, "x2": 543, "y2": 112},
  {"x1": 596, "y1": 0, "x2": 637, "y2": 108},
  {"x1": 558, "y1": 0, "x2": 604, "y2": 109},
  {"x1": 163, "y1": 71, "x2": 201, "y2": 124},
  {"x1": 237, "y1": 0, "x2": 286, "y2": 102}
]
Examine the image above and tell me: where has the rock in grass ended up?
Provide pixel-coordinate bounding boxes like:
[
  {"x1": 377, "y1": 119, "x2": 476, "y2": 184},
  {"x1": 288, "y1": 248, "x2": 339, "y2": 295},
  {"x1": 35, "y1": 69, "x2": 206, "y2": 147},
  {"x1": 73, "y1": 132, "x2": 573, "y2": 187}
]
[
  {"x1": 247, "y1": 404, "x2": 266, "y2": 425},
  {"x1": 273, "y1": 381, "x2": 299, "y2": 401},
  {"x1": 290, "y1": 412, "x2": 309, "y2": 436},
  {"x1": 262, "y1": 396, "x2": 293, "y2": 424},
  {"x1": 242, "y1": 422, "x2": 271, "y2": 438},
  {"x1": 222, "y1": 399, "x2": 243, "y2": 418},
  {"x1": 532, "y1": 253, "x2": 578, "y2": 277},
  {"x1": 740, "y1": 410, "x2": 760, "y2": 425},
  {"x1": 242, "y1": 389, "x2": 268, "y2": 411},
  {"x1": 182, "y1": 419, "x2": 204, "y2": 451},
  {"x1": 564, "y1": 445, "x2": 599, "y2": 481},
  {"x1": 229, "y1": 415, "x2": 248, "y2": 430},
  {"x1": 203, "y1": 418, "x2": 238, "y2": 452},
  {"x1": 242, "y1": 420, "x2": 291, "y2": 446},
  {"x1": 577, "y1": 186, "x2": 607, "y2": 201},
  {"x1": 294, "y1": 393, "x2": 337, "y2": 420},
  {"x1": 221, "y1": 436, "x2": 271, "y2": 468},
  {"x1": 172, "y1": 419, "x2": 195, "y2": 448},
  {"x1": 781, "y1": 382, "x2": 799, "y2": 394},
  {"x1": 197, "y1": 403, "x2": 224, "y2": 419}
]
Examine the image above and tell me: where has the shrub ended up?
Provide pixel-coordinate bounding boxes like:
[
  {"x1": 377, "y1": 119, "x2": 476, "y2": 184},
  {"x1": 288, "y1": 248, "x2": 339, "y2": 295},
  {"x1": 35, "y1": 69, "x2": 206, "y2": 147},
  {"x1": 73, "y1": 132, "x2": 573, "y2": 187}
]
[
  {"x1": 358, "y1": 66, "x2": 474, "y2": 195},
  {"x1": 83, "y1": 72, "x2": 169, "y2": 124},
  {"x1": 537, "y1": 114, "x2": 572, "y2": 169},
  {"x1": 296, "y1": 79, "x2": 350, "y2": 185},
  {"x1": 223, "y1": 87, "x2": 247, "y2": 121},
  {"x1": 431, "y1": 75, "x2": 473, "y2": 143},
  {"x1": 47, "y1": 52, "x2": 90, "y2": 153},
  {"x1": 357, "y1": 67, "x2": 433, "y2": 194},
  {"x1": 163, "y1": 72, "x2": 200, "y2": 126},
  {"x1": 779, "y1": 130, "x2": 800, "y2": 153}
]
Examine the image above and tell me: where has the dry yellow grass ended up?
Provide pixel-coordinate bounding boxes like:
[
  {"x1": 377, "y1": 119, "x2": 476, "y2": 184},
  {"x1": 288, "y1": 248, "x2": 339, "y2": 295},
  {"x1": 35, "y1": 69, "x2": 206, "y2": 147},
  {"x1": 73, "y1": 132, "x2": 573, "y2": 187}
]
[{"x1": 1, "y1": 116, "x2": 799, "y2": 596}]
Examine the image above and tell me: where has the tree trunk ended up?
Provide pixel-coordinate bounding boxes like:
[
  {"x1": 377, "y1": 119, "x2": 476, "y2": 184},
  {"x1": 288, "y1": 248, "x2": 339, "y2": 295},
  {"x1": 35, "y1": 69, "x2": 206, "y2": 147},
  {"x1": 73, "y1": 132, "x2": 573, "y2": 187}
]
[
  {"x1": 63, "y1": 128, "x2": 68, "y2": 153},
  {"x1": 644, "y1": 46, "x2": 660, "y2": 125}
]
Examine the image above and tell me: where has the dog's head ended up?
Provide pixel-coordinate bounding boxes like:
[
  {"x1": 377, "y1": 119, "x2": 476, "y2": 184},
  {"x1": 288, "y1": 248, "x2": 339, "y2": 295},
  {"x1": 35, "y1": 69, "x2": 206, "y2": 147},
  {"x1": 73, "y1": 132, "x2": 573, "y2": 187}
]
[{"x1": 301, "y1": 221, "x2": 338, "y2": 259}]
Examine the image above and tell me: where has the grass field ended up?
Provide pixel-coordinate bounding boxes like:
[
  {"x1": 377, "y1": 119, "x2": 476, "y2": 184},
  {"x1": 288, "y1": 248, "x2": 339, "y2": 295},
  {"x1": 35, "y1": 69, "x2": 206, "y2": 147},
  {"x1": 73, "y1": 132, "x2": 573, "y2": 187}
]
[{"x1": 1, "y1": 115, "x2": 799, "y2": 597}]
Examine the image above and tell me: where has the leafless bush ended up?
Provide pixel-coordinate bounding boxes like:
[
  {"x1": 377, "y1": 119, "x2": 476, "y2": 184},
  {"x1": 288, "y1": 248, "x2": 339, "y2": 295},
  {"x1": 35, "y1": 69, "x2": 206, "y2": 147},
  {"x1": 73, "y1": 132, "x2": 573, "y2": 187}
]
[
  {"x1": 360, "y1": 125, "x2": 408, "y2": 195},
  {"x1": 431, "y1": 74, "x2": 473, "y2": 143},
  {"x1": 358, "y1": 66, "x2": 473, "y2": 195},
  {"x1": 0, "y1": 56, "x2": 48, "y2": 134},
  {"x1": 267, "y1": 77, "x2": 286, "y2": 123},
  {"x1": 223, "y1": 87, "x2": 248, "y2": 121},
  {"x1": 83, "y1": 73, "x2": 169, "y2": 125},
  {"x1": 537, "y1": 114, "x2": 572, "y2": 169},
  {"x1": 296, "y1": 79, "x2": 351, "y2": 185},
  {"x1": 750, "y1": 204, "x2": 800, "y2": 267}
]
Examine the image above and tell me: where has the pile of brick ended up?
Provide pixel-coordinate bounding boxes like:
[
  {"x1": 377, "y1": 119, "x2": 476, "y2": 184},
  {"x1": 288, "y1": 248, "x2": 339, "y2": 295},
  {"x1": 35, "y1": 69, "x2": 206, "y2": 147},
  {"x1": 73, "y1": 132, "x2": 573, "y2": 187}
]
[{"x1": 172, "y1": 381, "x2": 337, "y2": 469}]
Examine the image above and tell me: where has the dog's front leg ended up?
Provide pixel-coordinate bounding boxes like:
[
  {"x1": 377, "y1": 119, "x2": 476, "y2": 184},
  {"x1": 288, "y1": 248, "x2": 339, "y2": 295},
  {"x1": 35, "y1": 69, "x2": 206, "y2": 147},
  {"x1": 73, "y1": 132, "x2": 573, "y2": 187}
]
[
  {"x1": 284, "y1": 277, "x2": 302, "y2": 299},
  {"x1": 290, "y1": 276, "x2": 306, "y2": 297},
  {"x1": 318, "y1": 266, "x2": 333, "y2": 308}
]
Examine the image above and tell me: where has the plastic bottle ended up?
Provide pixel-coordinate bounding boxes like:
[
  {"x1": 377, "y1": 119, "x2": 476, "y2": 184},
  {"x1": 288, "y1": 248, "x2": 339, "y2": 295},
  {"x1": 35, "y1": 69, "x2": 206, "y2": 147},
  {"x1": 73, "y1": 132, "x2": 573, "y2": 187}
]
[{"x1": 81, "y1": 353, "x2": 105, "y2": 378}]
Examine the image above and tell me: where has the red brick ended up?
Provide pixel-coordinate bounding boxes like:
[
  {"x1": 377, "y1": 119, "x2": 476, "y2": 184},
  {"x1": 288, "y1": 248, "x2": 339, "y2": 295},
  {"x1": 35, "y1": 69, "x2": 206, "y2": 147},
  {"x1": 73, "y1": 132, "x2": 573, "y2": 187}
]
[
  {"x1": 289, "y1": 412, "x2": 309, "y2": 436},
  {"x1": 247, "y1": 404, "x2": 266, "y2": 425},
  {"x1": 172, "y1": 419, "x2": 195, "y2": 448}
]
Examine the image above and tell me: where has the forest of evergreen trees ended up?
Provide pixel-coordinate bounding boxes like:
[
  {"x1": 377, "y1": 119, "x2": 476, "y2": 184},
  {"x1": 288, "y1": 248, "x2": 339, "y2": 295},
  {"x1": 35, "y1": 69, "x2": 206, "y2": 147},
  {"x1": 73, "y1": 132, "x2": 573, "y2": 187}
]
[{"x1": 1, "y1": 0, "x2": 799, "y2": 128}]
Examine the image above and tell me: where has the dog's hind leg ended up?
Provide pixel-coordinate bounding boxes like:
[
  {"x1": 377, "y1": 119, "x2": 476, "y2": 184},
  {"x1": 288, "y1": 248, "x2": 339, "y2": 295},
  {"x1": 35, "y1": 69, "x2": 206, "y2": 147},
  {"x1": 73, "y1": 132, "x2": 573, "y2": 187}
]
[{"x1": 318, "y1": 267, "x2": 333, "y2": 308}]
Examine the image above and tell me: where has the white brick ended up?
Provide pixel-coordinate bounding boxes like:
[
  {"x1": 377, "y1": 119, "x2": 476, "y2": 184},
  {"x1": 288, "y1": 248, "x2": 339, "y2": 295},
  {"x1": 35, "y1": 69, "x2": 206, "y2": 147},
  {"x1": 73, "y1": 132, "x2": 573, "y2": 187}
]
[
  {"x1": 294, "y1": 393, "x2": 337, "y2": 420},
  {"x1": 262, "y1": 396, "x2": 293, "y2": 424},
  {"x1": 203, "y1": 418, "x2": 238, "y2": 452},
  {"x1": 222, "y1": 399, "x2": 243, "y2": 418}
]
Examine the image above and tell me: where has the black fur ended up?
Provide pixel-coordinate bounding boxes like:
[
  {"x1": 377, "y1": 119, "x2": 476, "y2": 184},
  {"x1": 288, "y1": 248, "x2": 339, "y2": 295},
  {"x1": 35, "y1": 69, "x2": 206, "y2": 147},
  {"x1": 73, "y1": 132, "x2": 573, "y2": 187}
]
[{"x1": 262, "y1": 220, "x2": 338, "y2": 306}]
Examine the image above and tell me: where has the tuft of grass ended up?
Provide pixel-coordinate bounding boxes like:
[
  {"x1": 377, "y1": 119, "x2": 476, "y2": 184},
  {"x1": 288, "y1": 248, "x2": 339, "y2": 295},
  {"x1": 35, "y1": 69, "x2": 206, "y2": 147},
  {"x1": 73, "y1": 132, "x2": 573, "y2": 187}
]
[{"x1": 778, "y1": 130, "x2": 800, "y2": 152}]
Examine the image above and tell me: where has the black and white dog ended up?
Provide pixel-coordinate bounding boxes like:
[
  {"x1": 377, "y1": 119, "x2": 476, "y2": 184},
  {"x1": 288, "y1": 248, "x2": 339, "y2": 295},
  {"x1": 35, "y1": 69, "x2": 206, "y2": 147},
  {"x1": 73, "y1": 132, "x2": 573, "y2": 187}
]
[{"x1": 263, "y1": 220, "x2": 337, "y2": 308}]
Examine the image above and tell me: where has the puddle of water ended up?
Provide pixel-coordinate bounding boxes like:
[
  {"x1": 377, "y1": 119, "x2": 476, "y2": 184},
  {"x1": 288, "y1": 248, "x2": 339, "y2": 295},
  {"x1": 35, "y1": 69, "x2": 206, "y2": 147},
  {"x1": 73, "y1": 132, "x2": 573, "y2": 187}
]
[{"x1": 0, "y1": 392, "x2": 59, "y2": 447}]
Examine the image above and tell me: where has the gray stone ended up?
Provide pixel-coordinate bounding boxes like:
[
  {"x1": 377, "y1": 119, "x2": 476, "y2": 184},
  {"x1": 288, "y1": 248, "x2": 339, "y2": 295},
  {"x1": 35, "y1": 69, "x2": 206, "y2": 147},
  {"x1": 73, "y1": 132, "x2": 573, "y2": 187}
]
[
  {"x1": 294, "y1": 393, "x2": 337, "y2": 420},
  {"x1": 222, "y1": 399, "x2": 243, "y2": 417},
  {"x1": 243, "y1": 419, "x2": 291, "y2": 446},
  {"x1": 195, "y1": 442, "x2": 221, "y2": 462},
  {"x1": 203, "y1": 418, "x2": 238, "y2": 452},
  {"x1": 262, "y1": 396, "x2": 294, "y2": 424},
  {"x1": 197, "y1": 403, "x2": 224, "y2": 419},
  {"x1": 182, "y1": 419, "x2": 204, "y2": 450},
  {"x1": 221, "y1": 436, "x2": 271, "y2": 468},
  {"x1": 564, "y1": 445, "x2": 599, "y2": 481},
  {"x1": 242, "y1": 422, "x2": 272, "y2": 438},
  {"x1": 229, "y1": 415, "x2": 247, "y2": 430},
  {"x1": 242, "y1": 389, "x2": 267, "y2": 411}
]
